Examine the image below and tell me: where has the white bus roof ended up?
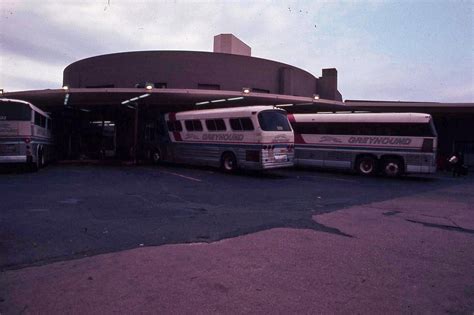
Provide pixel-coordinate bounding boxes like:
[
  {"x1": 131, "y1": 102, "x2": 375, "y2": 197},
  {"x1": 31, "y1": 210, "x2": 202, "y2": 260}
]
[
  {"x1": 171, "y1": 106, "x2": 284, "y2": 120},
  {"x1": 0, "y1": 98, "x2": 51, "y2": 118},
  {"x1": 291, "y1": 112, "x2": 432, "y2": 124}
]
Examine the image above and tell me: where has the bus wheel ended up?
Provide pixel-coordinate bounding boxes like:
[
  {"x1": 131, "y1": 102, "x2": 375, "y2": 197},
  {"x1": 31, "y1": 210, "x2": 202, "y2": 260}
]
[
  {"x1": 40, "y1": 149, "x2": 45, "y2": 167},
  {"x1": 221, "y1": 152, "x2": 237, "y2": 172},
  {"x1": 356, "y1": 156, "x2": 377, "y2": 176},
  {"x1": 152, "y1": 150, "x2": 161, "y2": 164},
  {"x1": 382, "y1": 158, "x2": 403, "y2": 177},
  {"x1": 29, "y1": 150, "x2": 42, "y2": 172},
  {"x1": 37, "y1": 149, "x2": 44, "y2": 169}
]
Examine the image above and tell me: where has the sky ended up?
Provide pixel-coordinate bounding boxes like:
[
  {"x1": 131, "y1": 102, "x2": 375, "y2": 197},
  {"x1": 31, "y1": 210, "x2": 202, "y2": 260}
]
[{"x1": 0, "y1": 0, "x2": 472, "y2": 102}]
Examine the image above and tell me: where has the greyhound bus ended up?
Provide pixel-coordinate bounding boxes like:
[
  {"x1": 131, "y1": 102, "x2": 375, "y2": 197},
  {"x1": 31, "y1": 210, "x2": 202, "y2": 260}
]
[
  {"x1": 144, "y1": 106, "x2": 294, "y2": 171},
  {"x1": 0, "y1": 98, "x2": 54, "y2": 170},
  {"x1": 288, "y1": 112, "x2": 437, "y2": 176}
]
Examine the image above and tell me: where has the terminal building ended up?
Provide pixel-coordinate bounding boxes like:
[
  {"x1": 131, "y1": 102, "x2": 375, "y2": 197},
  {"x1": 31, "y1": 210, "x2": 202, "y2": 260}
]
[{"x1": 2, "y1": 34, "x2": 473, "y2": 167}]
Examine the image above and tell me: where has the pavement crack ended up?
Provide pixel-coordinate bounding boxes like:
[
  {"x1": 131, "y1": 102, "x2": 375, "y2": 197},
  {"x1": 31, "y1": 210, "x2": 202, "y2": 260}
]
[
  {"x1": 382, "y1": 210, "x2": 401, "y2": 216},
  {"x1": 405, "y1": 219, "x2": 474, "y2": 235}
]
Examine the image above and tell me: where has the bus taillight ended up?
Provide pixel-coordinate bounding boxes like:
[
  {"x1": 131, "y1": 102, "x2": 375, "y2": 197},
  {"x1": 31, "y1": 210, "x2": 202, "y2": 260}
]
[{"x1": 421, "y1": 139, "x2": 434, "y2": 152}]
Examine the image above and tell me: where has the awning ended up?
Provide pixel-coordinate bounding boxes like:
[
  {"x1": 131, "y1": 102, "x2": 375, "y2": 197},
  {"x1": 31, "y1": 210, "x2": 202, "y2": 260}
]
[{"x1": 2, "y1": 88, "x2": 348, "y2": 112}]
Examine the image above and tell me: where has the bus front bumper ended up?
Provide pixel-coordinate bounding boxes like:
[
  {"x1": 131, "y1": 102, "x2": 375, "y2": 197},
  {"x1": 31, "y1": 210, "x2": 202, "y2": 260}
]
[{"x1": 0, "y1": 155, "x2": 28, "y2": 163}]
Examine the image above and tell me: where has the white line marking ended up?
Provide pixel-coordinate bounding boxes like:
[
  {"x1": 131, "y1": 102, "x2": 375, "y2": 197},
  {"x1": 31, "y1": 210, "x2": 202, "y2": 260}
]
[
  {"x1": 303, "y1": 174, "x2": 357, "y2": 183},
  {"x1": 159, "y1": 170, "x2": 202, "y2": 182}
]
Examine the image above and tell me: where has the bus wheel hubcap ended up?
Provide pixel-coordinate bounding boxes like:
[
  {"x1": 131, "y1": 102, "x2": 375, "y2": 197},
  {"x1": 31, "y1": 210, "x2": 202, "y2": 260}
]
[
  {"x1": 386, "y1": 163, "x2": 398, "y2": 175},
  {"x1": 361, "y1": 162, "x2": 372, "y2": 173}
]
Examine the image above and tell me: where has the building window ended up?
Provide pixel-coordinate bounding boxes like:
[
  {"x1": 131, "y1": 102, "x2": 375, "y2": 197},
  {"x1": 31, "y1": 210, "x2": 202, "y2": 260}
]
[
  {"x1": 252, "y1": 88, "x2": 270, "y2": 93},
  {"x1": 154, "y1": 82, "x2": 167, "y2": 89},
  {"x1": 86, "y1": 84, "x2": 115, "y2": 88},
  {"x1": 198, "y1": 83, "x2": 220, "y2": 90}
]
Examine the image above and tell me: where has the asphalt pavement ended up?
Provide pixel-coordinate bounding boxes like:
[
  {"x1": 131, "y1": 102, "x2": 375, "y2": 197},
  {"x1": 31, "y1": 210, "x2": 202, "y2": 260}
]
[{"x1": 1, "y1": 164, "x2": 473, "y2": 313}]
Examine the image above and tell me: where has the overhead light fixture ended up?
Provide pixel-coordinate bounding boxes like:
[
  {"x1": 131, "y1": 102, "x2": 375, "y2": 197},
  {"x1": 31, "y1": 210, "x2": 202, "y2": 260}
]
[
  {"x1": 63, "y1": 93, "x2": 70, "y2": 106},
  {"x1": 195, "y1": 101, "x2": 210, "y2": 106},
  {"x1": 121, "y1": 93, "x2": 150, "y2": 105},
  {"x1": 80, "y1": 108, "x2": 91, "y2": 112},
  {"x1": 313, "y1": 94, "x2": 320, "y2": 100},
  {"x1": 242, "y1": 87, "x2": 251, "y2": 94},
  {"x1": 227, "y1": 97, "x2": 244, "y2": 101},
  {"x1": 145, "y1": 83, "x2": 154, "y2": 90},
  {"x1": 127, "y1": 104, "x2": 136, "y2": 109},
  {"x1": 210, "y1": 99, "x2": 226, "y2": 103},
  {"x1": 276, "y1": 104, "x2": 294, "y2": 107},
  {"x1": 62, "y1": 85, "x2": 69, "y2": 91}
]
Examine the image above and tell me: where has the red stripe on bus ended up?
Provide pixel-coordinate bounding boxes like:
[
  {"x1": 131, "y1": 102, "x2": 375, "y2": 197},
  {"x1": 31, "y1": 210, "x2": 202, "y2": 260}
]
[
  {"x1": 167, "y1": 113, "x2": 182, "y2": 141},
  {"x1": 294, "y1": 134, "x2": 306, "y2": 144}
]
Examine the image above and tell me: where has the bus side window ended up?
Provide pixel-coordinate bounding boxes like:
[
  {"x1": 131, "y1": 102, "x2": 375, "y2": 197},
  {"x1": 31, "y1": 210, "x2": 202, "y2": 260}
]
[
  {"x1": 185, "y1": 120, "x2": 202, "y2": 132},
  {"x1": 215, "y1": 119, "x2": 226, "y2": 131},
  {"x1": 206, "y1": 120, "x2": 216, "y2": 131},
  {"x1": 230, "y1": 118, "x2": 242, "y2": 131},
  {"x1": 241, "y1": 118, "x2": 254, "y2": 131},
  {"x1": 34, "y1": 111, "x2": 41, "y2": 126},
  {"x1": 230, "y1": 118, "x2": 254, "y2": 131},
  {"x1": 34, "y1": 112, "x2": 46, "y2": 128},
  {"x1": 193, "y1": 120, "x2": 203, "y2": 131},
  {"x1": 185, "y1": 120, "x2": 193, "y2": 131},
  {"x1": 206, "y1": 119, "x2": 226, "y2": 131}
]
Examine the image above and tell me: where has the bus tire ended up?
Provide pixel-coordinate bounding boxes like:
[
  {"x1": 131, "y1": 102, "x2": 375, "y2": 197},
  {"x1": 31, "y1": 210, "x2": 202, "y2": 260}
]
[
  {"x1": 38, "y1": 148, "x2": 44, "y2": 169},
  {"x1": 382, "y1": 158, "x2": 404, "y2": 177},
  {"x1": 356, "y1": 156, "x2": 377, "y2": 176},
  {"x1": 29, "y1": 150, "x2": 42, "y2": 172},
  {"x1": 221, "y1": 152, "x2": 237, "y2": 172},
  {"x1": 151, "y1": 149, "x2": 162, "y2": 164}
]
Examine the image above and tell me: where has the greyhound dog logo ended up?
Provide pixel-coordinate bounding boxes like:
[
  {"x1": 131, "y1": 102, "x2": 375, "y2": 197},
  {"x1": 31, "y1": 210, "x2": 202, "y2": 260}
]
[
  {"x1": 273, "y1": 134, "x2": 290, "y2": 142},
  {"x1": 320, "y1": 136, "x2": 342, "y2": 143}
]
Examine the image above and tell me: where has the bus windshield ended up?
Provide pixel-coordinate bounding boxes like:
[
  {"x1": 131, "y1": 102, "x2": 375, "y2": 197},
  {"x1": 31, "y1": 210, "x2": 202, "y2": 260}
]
[
  {"x1": 0, "y1": 102, "x2": 31, "y2": 121},
  {"x1": 258, "y1": 110, "x2": 292, "y2": 131}
]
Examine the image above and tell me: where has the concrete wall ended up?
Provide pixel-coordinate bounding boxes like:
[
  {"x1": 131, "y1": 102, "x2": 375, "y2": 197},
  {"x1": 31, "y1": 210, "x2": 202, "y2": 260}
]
[
  {"x1": 213, "y1": 34, "x2": 251, "y2": 56},
  {"x1": 63, "y1": 51, "x2": 340, "y2": 100}
]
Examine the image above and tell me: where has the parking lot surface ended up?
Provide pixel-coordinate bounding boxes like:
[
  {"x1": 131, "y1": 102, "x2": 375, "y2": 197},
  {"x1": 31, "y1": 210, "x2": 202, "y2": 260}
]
[{"x1": 1, "y1": 165, "x2": 473, "y2": 313}]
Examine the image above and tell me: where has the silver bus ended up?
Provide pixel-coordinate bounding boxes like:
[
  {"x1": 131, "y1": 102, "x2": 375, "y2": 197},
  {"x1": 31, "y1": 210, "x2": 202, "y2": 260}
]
[
  {"x1": 288, "y1": 112, "x2": 437, "y2": 176},
  {"x1": 145, "y1": 106, "x2": 294, "y2": 172},
  {"x1": 0, "y1": 98, "x2": 54, "y2": 170}
]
